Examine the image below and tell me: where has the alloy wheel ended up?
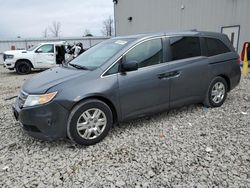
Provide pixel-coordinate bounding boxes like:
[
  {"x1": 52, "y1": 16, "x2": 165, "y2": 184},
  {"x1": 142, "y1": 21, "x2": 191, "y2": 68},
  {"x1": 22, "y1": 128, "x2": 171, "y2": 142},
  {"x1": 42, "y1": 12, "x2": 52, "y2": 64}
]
[
  {"x1": 76, "y1": 108, "x2": 107, "y2": 140},
  {"x1": 211, "y1": 82, "x2": 225, "y2": 104}
]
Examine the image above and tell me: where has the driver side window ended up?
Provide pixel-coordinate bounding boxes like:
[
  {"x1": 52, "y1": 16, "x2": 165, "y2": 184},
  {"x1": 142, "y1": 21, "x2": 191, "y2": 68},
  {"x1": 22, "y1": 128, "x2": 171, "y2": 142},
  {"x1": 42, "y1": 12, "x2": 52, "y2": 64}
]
[
  {"x1": 37, "y1": 44, "x2": 54, "y2": 53},
  {"x1": 125, "y1": 38, "x2": 163, "y2": 68}
]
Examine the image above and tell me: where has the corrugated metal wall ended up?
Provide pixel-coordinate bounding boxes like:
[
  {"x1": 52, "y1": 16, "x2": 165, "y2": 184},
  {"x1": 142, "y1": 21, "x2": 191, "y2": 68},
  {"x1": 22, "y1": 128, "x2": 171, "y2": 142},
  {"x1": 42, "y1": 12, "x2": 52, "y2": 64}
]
[{"x1": 114, "y1": 0, "x2": 250, "y2": 52}]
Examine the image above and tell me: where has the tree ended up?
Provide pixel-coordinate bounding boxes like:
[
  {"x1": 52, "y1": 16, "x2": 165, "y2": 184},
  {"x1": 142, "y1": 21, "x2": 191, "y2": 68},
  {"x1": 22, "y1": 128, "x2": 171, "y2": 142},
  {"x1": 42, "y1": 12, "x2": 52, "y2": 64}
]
[
  {"x1": 49, "y1": 21, "x2": 61, "y2": 37},
  {"x1": 43, "y1": 28, "x2": 48, "y2": 38},
  {"x1": 101, "y1": 16, "x2": 114, "y2": 36},
  {"x1": 83, "y1": 29, "x2": 93, "y2": 37}
]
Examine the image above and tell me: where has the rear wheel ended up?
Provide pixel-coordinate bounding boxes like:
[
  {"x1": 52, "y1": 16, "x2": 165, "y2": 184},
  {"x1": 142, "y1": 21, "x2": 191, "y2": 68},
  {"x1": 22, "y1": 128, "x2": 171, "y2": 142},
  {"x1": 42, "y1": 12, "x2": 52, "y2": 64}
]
[
  {"x1": 67, "y1": 99, "x2": 113, "y2": 145},
  {"x1": 203, "y1": 77, "x2": 228, "y2": 107},
  {"x1": 15, "y1": 61, "x2": 32, "y2": 75}
]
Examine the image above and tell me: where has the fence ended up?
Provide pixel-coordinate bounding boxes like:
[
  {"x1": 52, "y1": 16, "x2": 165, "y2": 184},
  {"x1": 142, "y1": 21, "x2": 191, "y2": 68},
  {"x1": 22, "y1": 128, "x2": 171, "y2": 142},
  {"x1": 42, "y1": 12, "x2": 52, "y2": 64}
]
[{"x1": 0, "y1": 36, "x2": 109, "y2": 64}]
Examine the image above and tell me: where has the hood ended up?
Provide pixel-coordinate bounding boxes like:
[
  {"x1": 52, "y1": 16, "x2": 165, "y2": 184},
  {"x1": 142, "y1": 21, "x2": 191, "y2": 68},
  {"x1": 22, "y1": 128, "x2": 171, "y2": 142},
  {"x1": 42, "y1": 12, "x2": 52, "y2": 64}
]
[
  {"x1": 4, "y1": 50, "x2": 29, "y2": 55},
  {"x1": 22, "y1": 66, "x2": 89, "y2": 94}
]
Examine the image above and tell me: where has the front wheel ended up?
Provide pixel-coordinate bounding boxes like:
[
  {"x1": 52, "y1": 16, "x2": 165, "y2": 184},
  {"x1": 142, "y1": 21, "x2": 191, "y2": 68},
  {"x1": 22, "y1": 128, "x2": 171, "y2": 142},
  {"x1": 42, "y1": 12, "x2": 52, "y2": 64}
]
[
  {"x1": 203, "y1": 76, "x2": 228, "y2": 107},
  {"x1": 67, "y1": 99, "x2": 113, "y2": 145},
  {"x1": 15, "y1": 61, "x2": 32, "y2": 75}
]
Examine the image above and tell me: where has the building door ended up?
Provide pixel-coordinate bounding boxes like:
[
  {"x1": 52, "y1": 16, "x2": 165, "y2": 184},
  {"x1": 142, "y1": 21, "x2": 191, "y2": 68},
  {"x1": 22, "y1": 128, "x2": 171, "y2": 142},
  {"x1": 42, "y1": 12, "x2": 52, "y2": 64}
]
[{"x1": 221, "y1": 25, "x2": 240, "y2": 51}]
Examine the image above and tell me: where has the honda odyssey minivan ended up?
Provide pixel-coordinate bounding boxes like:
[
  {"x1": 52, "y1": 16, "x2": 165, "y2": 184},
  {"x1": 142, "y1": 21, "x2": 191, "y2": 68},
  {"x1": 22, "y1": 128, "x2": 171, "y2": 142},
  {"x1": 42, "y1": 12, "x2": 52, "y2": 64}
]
[{"x1": 13, "y1": 31, "x2": 241, "y2": 145}]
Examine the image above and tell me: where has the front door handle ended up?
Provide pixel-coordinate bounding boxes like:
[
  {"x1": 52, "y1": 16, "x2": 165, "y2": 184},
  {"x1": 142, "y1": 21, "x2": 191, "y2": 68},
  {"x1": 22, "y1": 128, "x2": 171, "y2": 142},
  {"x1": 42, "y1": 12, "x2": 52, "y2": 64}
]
[
  {"x1": 158, "y1": 73, "x2": 167, "y2": 79},
  {"x1": 158, "y1": 71, "x2": 181, "y2": 79},
  {"x1": 170, "y1": 71, "x2": 180, "y2": 78}
]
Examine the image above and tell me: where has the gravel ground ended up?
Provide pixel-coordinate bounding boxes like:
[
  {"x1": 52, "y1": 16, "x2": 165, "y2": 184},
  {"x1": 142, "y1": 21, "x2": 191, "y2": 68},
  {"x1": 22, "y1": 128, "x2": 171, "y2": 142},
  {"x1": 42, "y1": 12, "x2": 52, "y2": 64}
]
[{"x1": 0, "y1": 65, "x2": 249, "y2": 188}]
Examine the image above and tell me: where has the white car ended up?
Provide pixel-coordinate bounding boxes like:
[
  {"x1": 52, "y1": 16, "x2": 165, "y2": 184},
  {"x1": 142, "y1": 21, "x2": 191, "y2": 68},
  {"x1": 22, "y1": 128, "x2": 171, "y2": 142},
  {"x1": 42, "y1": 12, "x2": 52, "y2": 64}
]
[{"x1": 3, "y1": 41, "x2": 66, "y2": 74}]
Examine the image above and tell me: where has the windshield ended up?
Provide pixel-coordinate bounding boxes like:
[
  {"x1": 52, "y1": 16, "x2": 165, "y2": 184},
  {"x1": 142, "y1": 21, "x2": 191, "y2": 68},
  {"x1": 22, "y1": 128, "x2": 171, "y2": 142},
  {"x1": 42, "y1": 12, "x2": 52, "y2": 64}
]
[
  {"x1": 27, "y1": 44, "x2": 39, "y2": 51},
  {"x1": 69, "y1": 38, "x2": 133, "y2": 70}
]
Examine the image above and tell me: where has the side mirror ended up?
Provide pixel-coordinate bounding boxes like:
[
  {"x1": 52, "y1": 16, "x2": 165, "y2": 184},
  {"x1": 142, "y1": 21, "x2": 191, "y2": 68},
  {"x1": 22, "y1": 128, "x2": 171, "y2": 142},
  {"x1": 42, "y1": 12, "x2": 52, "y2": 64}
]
[
  {"x1": 36, "y1": 49, "x2": 43, "y2": 53},
  {"x1": 121, "y1": 60, "x2": 138, "y2": 72}
]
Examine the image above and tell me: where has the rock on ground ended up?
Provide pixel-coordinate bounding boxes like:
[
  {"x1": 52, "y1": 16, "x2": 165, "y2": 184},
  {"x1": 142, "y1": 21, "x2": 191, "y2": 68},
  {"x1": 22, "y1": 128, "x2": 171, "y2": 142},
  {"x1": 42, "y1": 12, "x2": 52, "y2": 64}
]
[{"x1": 0, "y1": 66, "x2": 249, "y2": 187}]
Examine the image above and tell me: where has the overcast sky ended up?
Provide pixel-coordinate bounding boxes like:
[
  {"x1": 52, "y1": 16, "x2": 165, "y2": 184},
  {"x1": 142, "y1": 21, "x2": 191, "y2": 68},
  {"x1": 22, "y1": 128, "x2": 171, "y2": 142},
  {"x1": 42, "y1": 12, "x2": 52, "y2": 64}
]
[{"x1": 0, "y1": 0, "x2": 114, "y2": 39}]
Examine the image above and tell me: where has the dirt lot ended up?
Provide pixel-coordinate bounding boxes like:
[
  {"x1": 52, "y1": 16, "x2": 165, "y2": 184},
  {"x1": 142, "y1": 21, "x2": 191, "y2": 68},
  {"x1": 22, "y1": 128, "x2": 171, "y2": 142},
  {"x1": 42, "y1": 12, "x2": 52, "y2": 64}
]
[{"x1": 0, "y1": 65, "x2": 249, "y2": 187}]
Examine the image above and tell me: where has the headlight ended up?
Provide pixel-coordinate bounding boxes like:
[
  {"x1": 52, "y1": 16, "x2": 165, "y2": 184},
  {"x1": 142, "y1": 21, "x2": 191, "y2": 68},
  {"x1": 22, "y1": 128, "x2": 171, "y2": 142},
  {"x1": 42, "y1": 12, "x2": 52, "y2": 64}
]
[
  {"x1": 23, "y1": 92, "x2": 57, "y2": 107},
  {"x1": 5, "y1": 54, "x2": 14, "y2": 59}
]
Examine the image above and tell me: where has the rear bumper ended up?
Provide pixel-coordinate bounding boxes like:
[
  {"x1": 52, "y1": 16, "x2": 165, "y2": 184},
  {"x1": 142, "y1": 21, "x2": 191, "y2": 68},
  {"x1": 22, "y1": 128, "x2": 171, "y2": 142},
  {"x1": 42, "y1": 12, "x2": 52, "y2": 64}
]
[
  {"x1": 229, "y1": 65, "x2": 241, "y2": 91},
  {"x1": 12, "y1": 100, "x2": 69, "y2": 141}
]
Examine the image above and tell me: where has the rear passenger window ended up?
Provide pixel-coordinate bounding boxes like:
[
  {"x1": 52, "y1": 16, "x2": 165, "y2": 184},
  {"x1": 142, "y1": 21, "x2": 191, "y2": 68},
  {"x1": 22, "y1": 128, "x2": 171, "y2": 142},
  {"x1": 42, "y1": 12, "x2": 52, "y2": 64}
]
[
  {"x1": 205, "y1": 38, "x2": 230, "y2": 56},
  {"x1": 170, "y1": 37, "x2": 201, "y2": 60}
]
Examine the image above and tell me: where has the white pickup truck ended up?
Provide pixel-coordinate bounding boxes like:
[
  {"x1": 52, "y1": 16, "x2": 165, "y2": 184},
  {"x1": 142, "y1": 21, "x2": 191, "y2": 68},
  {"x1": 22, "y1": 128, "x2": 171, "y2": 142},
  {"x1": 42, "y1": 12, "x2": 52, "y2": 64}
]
[{"x1": 3, "y1": 41, "x2": 66, "y2": 74}]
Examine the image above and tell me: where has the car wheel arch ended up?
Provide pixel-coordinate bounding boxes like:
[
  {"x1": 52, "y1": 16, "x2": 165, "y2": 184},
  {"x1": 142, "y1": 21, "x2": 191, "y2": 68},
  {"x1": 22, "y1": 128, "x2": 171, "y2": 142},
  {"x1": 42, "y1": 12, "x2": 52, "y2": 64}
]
[
  {"x1": 71, "y1": 96, "x2": 119, "y2": 125},
  {"x1": 217, "y1": 74, "x2": 230, "y2": 91},
  {"x1": 203, "y1": 76, "x2": 228, "y2": 107},
  {"x1": 15, "y1": 59, "x2": 34, "y2": 68}
]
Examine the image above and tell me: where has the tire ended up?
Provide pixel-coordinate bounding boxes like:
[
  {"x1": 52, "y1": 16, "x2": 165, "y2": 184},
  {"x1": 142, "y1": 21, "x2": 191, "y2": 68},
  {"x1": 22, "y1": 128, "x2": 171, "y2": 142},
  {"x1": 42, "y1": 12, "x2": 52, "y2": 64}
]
[
  {"x1": 203, "y1": 76, "x2": 228, "y2": 107},
  {"x1": 67, "y1": 99, "x2": 113, "y2": 146},
  {"x1": 15, "y1": 61, "x2": 32, "y2": 75}
]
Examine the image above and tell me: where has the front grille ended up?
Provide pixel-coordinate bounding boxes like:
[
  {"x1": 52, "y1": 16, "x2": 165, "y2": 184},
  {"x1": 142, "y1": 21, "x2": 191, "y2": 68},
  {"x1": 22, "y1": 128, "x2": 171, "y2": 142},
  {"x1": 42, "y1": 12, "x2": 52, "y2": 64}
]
[{"x1": 18, "y1": 91, "x2": 28, "y2": 108}]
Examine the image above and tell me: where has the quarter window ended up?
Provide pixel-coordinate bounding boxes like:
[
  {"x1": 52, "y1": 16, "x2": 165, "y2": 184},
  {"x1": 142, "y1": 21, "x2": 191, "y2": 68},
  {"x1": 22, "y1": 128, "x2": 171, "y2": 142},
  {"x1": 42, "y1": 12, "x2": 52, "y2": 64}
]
[
  {"x1": 205, "y1": 38, "x2": 230, "y2": 56},
  {"x1": 103, "y1": 60, "x2": 120, "y2": 76},
  {"x1": 170, "y1": 37, "x2": 201, "y2": 60},
  {"x1": 125, "y1": 39, "x2": 163, "y2": 68},
  {"x1": 37, "y1": 44, "x2": 54, "y2": 53}
]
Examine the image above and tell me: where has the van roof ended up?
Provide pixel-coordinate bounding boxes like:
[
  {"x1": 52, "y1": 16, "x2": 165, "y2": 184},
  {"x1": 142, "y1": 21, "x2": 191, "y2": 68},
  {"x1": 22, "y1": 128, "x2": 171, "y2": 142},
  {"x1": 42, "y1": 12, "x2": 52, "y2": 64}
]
[{"x1": 114, "y1": 31, "x2": 226, "y2": 40}]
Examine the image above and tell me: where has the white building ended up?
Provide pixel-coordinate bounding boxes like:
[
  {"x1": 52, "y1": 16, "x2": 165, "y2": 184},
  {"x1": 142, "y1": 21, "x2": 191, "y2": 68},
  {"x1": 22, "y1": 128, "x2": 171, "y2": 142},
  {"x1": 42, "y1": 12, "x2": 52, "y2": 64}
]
[{"x1": 114, "y1": 0, "x2": 250, "y2": 52}]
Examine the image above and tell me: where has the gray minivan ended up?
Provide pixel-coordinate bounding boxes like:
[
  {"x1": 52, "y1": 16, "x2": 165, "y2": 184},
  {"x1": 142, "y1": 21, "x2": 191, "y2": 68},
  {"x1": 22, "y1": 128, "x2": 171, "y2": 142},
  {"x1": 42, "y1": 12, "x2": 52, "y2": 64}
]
[{"x1": 13, "y1": 31, "x2": 241, "y2": 145}]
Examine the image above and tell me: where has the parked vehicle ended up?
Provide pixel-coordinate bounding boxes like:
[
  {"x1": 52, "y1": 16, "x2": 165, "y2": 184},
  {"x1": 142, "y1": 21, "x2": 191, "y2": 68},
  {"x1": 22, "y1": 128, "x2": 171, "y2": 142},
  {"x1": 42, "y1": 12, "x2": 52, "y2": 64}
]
[
  {"x1": 12, "y1": 31, "x2": 241, "y2": 145},
  {"x1": 3, "y1": 41, "x2": 66, "y2": 74}
]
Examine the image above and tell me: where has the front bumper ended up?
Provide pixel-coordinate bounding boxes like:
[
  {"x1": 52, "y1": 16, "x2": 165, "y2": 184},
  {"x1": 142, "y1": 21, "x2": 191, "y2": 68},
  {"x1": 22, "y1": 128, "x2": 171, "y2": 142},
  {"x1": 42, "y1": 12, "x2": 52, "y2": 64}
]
[
  {"x1": 4, "y1": 59, "x2": 15, "y2": 69},
  {"x1": 12, "y1": 99, "x2": 69, "y2": 141}
]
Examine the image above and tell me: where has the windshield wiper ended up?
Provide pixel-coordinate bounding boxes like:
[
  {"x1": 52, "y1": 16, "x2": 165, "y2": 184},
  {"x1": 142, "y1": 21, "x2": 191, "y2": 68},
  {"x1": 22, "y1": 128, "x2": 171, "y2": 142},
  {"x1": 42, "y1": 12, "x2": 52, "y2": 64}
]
[{"x1": 69, "y1": 63, "x2": 89, "y2": 70}]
